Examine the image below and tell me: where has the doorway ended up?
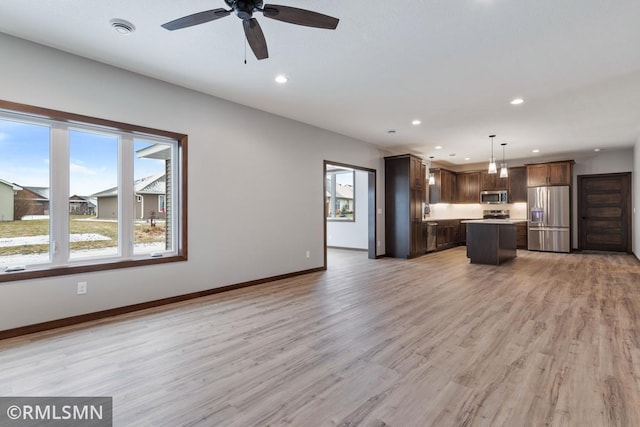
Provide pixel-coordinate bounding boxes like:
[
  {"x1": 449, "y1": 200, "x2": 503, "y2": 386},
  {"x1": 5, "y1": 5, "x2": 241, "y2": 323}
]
[
  {"x1": 324, "y1": 161, "x2": 376, "y2": 267},
  {"x1": 577, "y1": 172, "x2": 632, "y2": 253}
]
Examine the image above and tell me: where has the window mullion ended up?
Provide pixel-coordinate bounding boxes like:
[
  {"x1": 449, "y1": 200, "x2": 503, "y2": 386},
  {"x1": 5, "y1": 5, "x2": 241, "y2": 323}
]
[
  {"x1": 119, "y1": 135, "x2": 135, "y2": 258},
  {"x1": 50, "y1": 124, "x2": 70, "y2": 265}
]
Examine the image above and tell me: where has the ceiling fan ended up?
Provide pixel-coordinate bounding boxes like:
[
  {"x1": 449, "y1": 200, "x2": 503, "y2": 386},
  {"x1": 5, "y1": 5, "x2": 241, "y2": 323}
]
[{"x1": 161, "y1": 0, "x2": 340, "y2": 60}]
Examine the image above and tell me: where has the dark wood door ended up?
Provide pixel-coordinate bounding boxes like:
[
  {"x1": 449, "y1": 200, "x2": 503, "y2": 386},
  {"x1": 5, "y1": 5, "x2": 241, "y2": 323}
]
[{"x1": 578, "y1": 173, "x2": 631, "y2": 253}]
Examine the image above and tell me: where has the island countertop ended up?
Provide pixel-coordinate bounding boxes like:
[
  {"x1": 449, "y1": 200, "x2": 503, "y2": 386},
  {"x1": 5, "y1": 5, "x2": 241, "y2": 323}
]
[{"x1": 461, "y1": 219, "x2": 527, "y2": 224}]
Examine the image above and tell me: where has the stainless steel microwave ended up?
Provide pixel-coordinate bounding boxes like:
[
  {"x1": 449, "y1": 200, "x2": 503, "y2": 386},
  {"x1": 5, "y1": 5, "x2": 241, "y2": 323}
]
[{"x1": 480, "y1": 190, "x2": 508, "y2": 204}]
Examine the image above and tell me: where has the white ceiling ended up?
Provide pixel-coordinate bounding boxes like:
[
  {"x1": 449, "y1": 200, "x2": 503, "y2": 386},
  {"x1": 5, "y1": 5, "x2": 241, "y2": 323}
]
[{"x1": 1, "y1": 0, "x2": 640, "y2": 167}]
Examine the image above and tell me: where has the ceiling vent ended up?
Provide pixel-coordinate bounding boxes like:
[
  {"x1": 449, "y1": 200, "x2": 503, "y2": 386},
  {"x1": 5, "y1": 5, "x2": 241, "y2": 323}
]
[{"x1": 110, "y1": 19, "x2": 135, "y2": 35}]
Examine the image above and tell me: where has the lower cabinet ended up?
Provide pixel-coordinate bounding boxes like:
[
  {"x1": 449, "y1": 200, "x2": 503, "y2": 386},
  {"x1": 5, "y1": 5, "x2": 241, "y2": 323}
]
[
  {"x1": 411, "y1": 220, "x2": 428, "y2": 255},
  {"x1": 459, "y1": 222, "x2": 467, "y2": 245},
  {"x1": 516, "y1": 222, "x2": 528, "y2": 248},
  {"x1": 435, "y1": 219, "x2": 461, "y2": 250}
]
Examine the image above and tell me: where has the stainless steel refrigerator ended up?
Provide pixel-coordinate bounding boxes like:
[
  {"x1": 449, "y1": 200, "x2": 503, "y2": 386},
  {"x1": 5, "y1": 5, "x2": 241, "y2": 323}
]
[{"x1": 528, "y1": 186, "x2": 570, "y2": 253}]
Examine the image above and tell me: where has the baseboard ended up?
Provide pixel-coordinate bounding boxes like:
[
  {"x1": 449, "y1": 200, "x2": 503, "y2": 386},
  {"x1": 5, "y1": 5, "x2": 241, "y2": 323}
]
[
  {"x1": 327, "y1": 246, "x2": 368, "y2": 251},
  {"x1": 0, "y1": 266, "x2": 326, "y2": 341}
]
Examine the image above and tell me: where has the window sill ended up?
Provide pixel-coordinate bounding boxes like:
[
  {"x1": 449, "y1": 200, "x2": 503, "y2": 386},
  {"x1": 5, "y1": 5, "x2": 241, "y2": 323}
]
[{"x1": 0, "y1": 254, "x2": 187, "y2": 283}]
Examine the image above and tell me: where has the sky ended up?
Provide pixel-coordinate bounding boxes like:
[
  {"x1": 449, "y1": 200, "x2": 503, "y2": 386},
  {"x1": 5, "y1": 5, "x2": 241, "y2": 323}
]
[{"x1": 0, "y1": 117, "x2": 165, "y2": 196}]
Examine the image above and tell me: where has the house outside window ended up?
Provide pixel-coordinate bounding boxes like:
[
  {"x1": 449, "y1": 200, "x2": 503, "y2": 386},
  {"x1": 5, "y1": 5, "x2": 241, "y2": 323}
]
[
  {"x1": 0, "y1": 100, "x2": 187, "y2": 281},
  {"x1": 326, "y1": 166, "x2": 355, "y2": 221}
]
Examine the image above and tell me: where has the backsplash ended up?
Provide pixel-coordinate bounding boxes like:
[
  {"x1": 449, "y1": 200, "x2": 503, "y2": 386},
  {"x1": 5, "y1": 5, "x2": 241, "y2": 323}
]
[{"x1": 426, "y1": 203, "x2": 528, "y2": 220}]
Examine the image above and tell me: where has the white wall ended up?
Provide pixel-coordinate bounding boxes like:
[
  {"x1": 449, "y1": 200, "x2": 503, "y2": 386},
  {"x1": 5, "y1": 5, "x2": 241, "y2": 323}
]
[
  {"x1": 572, "y1": 148, "x2": 634, "y2": 248},
  {"x1": 326, "y1": 170, "x2": 369, "y2": 250},
  {"x1": 572, "y1": 149, "x2": 634, "y2": 176},
  {"x1": 0, "y1": 33, "x2": 387, "y2": 331}
]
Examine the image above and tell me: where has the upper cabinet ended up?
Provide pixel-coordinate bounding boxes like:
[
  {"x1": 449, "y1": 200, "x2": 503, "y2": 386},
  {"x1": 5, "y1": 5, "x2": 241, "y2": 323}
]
[
  {"x1": 455, "y1": 171, "x2": 480, "y2": 203},
  {"x1": 410, "y1": 156, "x2": 426, "y2": 190},
  {"x1": 507, "y1": 167, "x2": 527, "y2": 202},
  {"x1": 526, "y1": 161, "x2": 574, "y2": 186},
  {"x1": 429, "y1": 168, "x2": 456, "y2": 204},
  {"x1": 480, "y1": 170, "x2": 508, "y2": 191}
]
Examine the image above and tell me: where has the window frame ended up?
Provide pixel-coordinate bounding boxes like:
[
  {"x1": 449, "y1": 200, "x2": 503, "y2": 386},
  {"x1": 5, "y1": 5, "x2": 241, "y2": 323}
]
[
  {"x1": 0, "y1": 99, "x2": 188, "y2": 283},
  {"x1": 325, "y1": 167, "x2": 356, "y2": 222}
]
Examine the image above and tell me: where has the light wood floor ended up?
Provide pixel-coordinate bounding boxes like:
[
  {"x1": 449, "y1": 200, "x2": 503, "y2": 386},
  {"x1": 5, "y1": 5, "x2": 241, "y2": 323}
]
[{"x1": 1, "y1": 248, "x2": 640, "y2": 426}]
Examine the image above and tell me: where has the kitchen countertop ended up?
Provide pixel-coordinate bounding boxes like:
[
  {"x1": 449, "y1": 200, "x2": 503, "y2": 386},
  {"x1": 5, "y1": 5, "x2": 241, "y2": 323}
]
[
  {"x1": 422, "y1": 217, "x2": 482, "y2": 222},
  {"x1": 461, "y1": 219, "x2": 527, "y2": 224}
]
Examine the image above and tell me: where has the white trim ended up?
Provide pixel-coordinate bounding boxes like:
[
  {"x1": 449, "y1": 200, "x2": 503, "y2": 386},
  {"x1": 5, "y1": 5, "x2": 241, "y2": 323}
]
[{"x1": 50, "y1": 124, "x2": 69, "y2": 266}]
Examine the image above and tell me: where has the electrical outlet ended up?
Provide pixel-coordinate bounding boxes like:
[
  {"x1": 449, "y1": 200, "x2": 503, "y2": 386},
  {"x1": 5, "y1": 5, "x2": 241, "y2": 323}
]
[
  {"x1": 77, "y1": 281, "x2": 87, "y2": 295},
  {"x1": 306, "y1": 250, "x2": 310, "y2": 258}
]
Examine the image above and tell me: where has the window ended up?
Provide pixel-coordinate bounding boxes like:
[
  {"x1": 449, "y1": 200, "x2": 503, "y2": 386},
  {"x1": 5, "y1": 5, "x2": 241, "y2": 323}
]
[
  {"x1": 158, "y1": 195, "x2": 166, "y2": 214},
  {"x1": 0, "y1": 100, "x2": 187, "y2": 282},
  {"x1": 326, "y1": 165, "x2": 355, "y2": 221}
]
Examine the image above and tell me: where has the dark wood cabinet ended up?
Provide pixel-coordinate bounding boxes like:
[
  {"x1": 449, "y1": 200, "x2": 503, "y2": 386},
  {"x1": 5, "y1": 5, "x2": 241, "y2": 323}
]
[
  {"x1": 429, "y1": 168, "x2": 456, "y2": 204},
  {"x1": 507, "y1": 167, "x2": 527, "y2": 202},
  {"x1": 410, "y1": 156, "x2": 426, "y2": 189},
  {"x1": 516, "y1": 222, "x2": 527, "y2": 248},
  {"x1": 459, "y1": 222, "x2": 467, "y2": 244},
  {"x1": 455, "y1": 172, "x2": 480, "y2": 203},
  {"x1": 385, "y1": 154, "x2": 427, "y2": 258},
  {"x1": 548, "y1": 162, "x2": 572, "y2": 185},
  {"x1": 526, "y1": 161, "x2": 573, "y2": 186},
  {"x1": 435, "y1": 219, "x2": 460, "y2": 250},
  {"x1": 466, "y1": 222, "x2": 517, "y2": 265},
  {"x1": 480, "y1": 170, "x2": 509, "y2": 191}
]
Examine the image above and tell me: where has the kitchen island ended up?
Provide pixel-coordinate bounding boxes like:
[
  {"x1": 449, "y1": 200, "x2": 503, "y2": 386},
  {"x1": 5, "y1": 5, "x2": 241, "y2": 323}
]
[{"x1": 462, "y1": 219, "x2": 527, "y2": 265}]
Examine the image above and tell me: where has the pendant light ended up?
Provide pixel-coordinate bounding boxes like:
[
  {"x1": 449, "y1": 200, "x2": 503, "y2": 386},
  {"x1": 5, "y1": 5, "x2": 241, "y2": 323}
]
[
  {"x1": 428, "y1": 156, "x2": 435, "y2": 185},
  {"x1": 487, "y1": 134, "x2": 497, "y2": 174},
  {"x1": 499, "y1": 143, "x2": 508, "y2": 178}
]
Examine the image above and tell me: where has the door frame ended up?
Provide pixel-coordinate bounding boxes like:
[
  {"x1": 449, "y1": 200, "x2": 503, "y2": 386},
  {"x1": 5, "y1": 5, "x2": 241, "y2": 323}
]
[
  {"x1": 577, "y1": 172, "x2": 632, "y2": 253},
  {"x1": 323, "y1": 160, "x2": 377, "y2": 267}
]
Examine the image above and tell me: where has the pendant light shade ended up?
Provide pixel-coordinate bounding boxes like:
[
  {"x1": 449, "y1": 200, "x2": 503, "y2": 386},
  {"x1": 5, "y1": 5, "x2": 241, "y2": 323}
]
[
  {"x1": 499, "y1": 143, "x2": 508, "y2": 178},
  {"x1": 488, "y1": 134, "x2": 497, "y2": 174},
  {"x1": 427, "y1": 156, "x2": 435, "y2": 185}
]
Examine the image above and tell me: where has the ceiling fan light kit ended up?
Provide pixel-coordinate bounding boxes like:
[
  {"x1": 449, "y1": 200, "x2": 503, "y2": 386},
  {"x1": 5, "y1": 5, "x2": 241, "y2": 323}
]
[{"x1": 162, "y1": 0, "x2": 339, "y2": 60}]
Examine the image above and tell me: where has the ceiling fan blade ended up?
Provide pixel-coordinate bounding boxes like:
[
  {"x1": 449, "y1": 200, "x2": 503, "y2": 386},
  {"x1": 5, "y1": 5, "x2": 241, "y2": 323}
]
[
  {"x1": 262, "y1": 5, "x2": 339, "y2": 29},
  {"x1": 162, "y1": 9, "x2": 230, "y2": 30},
  {"x1": 243, "y1": 18, "x2": 269, "y2": 60}
]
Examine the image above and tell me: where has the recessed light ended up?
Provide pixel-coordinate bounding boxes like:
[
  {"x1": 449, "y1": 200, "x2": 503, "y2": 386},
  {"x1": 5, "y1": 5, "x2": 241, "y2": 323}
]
[
  {"x1": 275, "y1": 75, "x2": 288, "y2": 84},
  {"x1": 387, "y1": 129, "x2": 396, "y2": 134},
  {"x1": 110, "y1": 19, "x2": 135, "y2": 35},
  {"x1": 510, "y1": 98, "x2": 525, "y2": 105},
  {"x1": 594, "y1": 148, "x2": 601, "y2": 152},
  {"x1": 412, "y1": 120, "x2": 422, "y2": 125},
  {"x1": 449, "y1": 154, "x2": 456, "y2": 157},
  {"x1": 532, "y1": 149, "x2": 540, "y2": 153},
  {"x1": 435, "y1": 146, "x2": 442, "y2": 150},
  {"x1": 465, "y1": 157, "x2": 471, "y2": 161}
]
